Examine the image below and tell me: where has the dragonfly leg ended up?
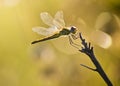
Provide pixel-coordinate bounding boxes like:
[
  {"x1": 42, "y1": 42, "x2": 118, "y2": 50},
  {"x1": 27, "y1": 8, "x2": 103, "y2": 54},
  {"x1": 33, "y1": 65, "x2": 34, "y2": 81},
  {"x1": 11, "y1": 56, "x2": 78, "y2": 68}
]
[
  {"x1": 70, "y1": 34, "x2": 82, "y2": 47},
  {"x1": 68, "y1": 36, "x2": 81, "y2": 50},
  {"x1": 71, "y1": 33, "x2": 79, "y2": 40}
]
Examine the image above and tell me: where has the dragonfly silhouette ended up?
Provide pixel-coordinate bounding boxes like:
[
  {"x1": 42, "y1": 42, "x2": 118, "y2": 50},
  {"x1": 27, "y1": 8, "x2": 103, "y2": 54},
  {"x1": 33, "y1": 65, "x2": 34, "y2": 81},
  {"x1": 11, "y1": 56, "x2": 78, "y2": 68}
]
[{"x1": 31, "y1": 11, "x2": 78, "y2": 44}]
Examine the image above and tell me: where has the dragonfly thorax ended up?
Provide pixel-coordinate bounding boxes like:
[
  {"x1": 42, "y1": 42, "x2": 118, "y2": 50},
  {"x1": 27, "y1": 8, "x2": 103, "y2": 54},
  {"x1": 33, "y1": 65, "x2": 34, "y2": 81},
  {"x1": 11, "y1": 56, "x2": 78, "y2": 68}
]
[
  {"x1": 60, "y1": 26, "x2": 77, "y2": 35},
  {"x1": 70, "y1": 26, "x2": 77, "y2": 34},
  {"x1": 60, "y1": 28, "x2": 71, "y2": 35}
]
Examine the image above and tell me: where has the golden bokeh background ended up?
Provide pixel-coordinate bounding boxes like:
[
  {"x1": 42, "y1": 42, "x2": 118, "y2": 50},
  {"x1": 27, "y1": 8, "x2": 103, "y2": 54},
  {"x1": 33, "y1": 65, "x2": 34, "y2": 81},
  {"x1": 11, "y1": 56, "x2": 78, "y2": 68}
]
[{"x1": 0, "y1": 0, "x2": 120, "y2": 86}]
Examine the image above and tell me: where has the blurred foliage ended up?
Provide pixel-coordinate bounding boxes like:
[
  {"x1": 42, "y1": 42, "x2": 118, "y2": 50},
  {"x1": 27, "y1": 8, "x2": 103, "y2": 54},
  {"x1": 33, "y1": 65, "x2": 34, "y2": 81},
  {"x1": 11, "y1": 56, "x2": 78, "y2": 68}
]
[{"x1": 0, "y1": 0, "x2": 120, "y2": 86}]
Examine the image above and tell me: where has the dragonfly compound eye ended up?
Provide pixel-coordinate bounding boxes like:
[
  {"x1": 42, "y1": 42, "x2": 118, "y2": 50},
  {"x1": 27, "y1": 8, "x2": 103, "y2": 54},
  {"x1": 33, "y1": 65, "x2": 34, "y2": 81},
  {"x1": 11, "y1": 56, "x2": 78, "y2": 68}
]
[{"x1": 70, "y1": 26, "x2": 77, "y2": 34}]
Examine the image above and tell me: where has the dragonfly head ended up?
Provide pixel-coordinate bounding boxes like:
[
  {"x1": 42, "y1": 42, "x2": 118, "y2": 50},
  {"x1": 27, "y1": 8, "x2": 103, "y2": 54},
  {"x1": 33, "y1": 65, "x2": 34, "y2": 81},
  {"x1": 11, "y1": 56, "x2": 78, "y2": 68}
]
[{"x1": 70, "y1": 26, "x2": 77, "y2": 34}]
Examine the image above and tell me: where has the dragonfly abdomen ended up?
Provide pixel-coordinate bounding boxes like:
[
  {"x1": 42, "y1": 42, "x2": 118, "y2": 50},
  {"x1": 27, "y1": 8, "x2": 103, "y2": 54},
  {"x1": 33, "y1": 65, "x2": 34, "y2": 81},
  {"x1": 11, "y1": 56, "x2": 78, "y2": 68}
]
[{"x1": 31, "y1": 33, "x2": 60, "y2": 44}]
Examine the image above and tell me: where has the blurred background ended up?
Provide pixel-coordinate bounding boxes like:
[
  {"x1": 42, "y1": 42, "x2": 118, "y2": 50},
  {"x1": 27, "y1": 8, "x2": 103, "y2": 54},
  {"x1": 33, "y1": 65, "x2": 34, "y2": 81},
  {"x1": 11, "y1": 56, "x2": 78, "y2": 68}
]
[{"x1": 0, "y1": 0, "x2": 120, "y2": 86}]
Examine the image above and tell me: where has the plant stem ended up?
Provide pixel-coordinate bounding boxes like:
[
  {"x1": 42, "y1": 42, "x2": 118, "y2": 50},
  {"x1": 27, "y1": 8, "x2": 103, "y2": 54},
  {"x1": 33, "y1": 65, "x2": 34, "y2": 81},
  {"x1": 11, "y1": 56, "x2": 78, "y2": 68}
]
[
  {"x1": 72, "y1": 33, "x2": 113, "y2": 86},
  {"x1": 83, "y1": 47, "x2": 113, "y2": 86}
]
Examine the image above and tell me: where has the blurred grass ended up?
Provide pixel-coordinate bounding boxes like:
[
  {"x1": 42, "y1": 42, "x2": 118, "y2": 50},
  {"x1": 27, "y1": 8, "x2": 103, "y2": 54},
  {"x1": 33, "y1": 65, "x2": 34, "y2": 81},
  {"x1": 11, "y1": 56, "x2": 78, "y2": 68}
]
[{"x1": 0, "y1": 0, "x2": 120, "y2": 86}]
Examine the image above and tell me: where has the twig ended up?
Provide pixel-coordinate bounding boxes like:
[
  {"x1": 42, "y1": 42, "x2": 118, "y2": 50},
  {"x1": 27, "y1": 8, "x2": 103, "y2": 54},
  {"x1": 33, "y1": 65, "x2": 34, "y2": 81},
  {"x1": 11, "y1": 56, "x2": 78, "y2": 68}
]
[
  {"x1": 79, "y1": 33, "x2": 113, "y2": 86},
  {"x1": 70, "y1": 33, "x2": 113, "y2": 86},
  {"x1": 80, "y1": 64, "x2": 97, "y2": 71}
]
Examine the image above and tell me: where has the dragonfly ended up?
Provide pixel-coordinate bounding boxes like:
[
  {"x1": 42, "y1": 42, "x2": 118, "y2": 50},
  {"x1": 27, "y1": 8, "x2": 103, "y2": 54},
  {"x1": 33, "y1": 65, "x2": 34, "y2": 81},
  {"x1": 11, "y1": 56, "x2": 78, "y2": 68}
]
[{"x1": 31, "y1": 11, "x2": 79, "y2": 47}]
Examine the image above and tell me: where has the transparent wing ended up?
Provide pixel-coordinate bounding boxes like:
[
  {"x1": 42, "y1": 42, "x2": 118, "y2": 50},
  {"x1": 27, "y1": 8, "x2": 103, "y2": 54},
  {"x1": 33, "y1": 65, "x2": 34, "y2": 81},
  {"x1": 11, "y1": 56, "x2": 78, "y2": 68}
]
[
  {"x1": 53, "y1": 11, "x2": 65, "y2": 29},
  {"x1": 40, "y1": 12, "x2": 54, "y2": 27},
  {"x1": 32, "y1": 26, "x2": 59, "y2": 36}
]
